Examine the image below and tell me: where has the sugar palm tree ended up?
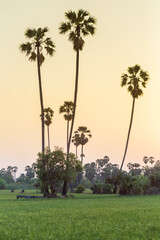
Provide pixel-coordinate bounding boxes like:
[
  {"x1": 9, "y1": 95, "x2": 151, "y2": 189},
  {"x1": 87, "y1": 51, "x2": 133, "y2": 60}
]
[
  {"x1": 43, "y1": 107, "x2": 54, "y2": 150},
  {"x1": 74, "y1": 126, "x2": 92, "y2": 167},
  {"x1": 59, "y1": 10, "x2": 96, "y2": 154},
  {"x1": 59, "y1": 101, "x2": 74, "y2": 153},
  {"x1": 20, "y1": 27, "x2": 55, "y2": 152},
  {"x1": 120, "y1": 65, "x2": 149, "y2": 170}
]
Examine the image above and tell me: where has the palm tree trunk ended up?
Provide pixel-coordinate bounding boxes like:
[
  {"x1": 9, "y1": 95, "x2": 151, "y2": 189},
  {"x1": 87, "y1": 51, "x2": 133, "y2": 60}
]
[
  {"x1": 47, "y1": 125, "x2": 50, "y2": 150},
  {"x1": 62, "y1": 49, "x2": 79, "y2": 196},
  {"x1": 81, "y1": 144, "x2": 84, "y2": 167},
  {"x1": 120, "y1": 97, "x2": 135, "y2": 170},
  {"x1": 37, "y1": 47, "x2": 45, "y2": 152},
  {"x1": 68, "y1": 49, "x2": 79, "y2": 153},
  {"x1": 67, "y1": 120, "x2": 69, "y2": 154},
  {"x1": 80, "y1": 144, "x2": 84, "y2": 183}
]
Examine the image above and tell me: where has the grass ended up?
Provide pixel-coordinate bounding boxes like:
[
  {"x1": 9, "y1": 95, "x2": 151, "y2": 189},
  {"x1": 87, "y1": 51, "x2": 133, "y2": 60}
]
[{"x1": 0, "y1": 190, "x2": 160, "y2": 240}]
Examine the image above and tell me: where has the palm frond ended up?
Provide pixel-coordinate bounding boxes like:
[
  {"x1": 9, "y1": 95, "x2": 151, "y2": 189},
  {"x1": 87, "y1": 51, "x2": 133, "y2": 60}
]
[
  {"x1": 59, "y1": 22, "x2": 71, "y2": 34},
  {"x1": 37, "y1": 27, "x2": 48, "y2": 39},
  {"x1": 121, "y1": 74, "x2": 128, "y2": 86},
  {"x1": 140, "y1": 70, "x2": 149, "y2": 82},
  {"x1": 81, "y1": 28, "x2": 89, "y2": 36},
  {"x1": 133, "y1": 64, "x2": 140, "y2": 74},
  {"x1": 29, "y1": 51, "x2": 36, "y2": 61},
  {"x1": 65, "y1": 11, "x2": 76, "y2": 23},
  {"x1": 85, "y1": 16, "x2": 96, "y2": 24},
  {"x1": 20, "y1": 42, "x2": 32, "y2": 55},
  {"x1": 141, "y1": 82, "x2": 146, "y2": 88},
  {"x1": 78, "y1": 9, "x2": 89, "y2": 19},
  {"x1": 44, "y1": 38, "x2": 55, "y2": 48},
  {"x1": 128, "y1": 67, "x2": 134, "y2": 75},
  {"x1": 25, "y1": 28, "x2": 36, "y2": 38},
  {"x1": 84, "y1": 24, "x2": 95, "y2": 35},
  {"x1": 137, "y1": 88, "x2": 143, "y2": 96},
  {"x1": 128, "y1": 85, "x2": 133, "y2": 93},
  {"x1": 45, "y1": 46, "x2": 55, "y2": 56},
  {"x1": 68, "y1": 31, "x2": 76, "y2": 42}
]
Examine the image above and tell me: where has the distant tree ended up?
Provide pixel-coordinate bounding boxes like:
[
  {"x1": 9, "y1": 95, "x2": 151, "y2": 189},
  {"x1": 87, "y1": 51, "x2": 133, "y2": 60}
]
[
  {"x1": 59, "y1": 9, "x2": 96, "y2": 154},
  {"x1": 0, "y1": 167, "x2": 14, "y2": 183},
  {"x1": 16, "y1": 173, "x2": 26, "y2": 183},
  {"x1": 42, "y1": 107, "x2": 54, "y2": 150},
  {"x1": 20, "y1": 27, "x2": 55, "y2": 152},
  {"x1": 84, "y1": 162, "x2": 97, "y2": 184},
  {"x1": 59, "y1": 101, "x2": 74, "y2": 153},
  {"x1": 25, "y1": 165, "x2": 35, "y2": 179},
  {"x1": 120, "y1": 65, "x2": 149, "y2": 170},
  {"x1": 149, "y1": 156, "x2": 155, "y2": 166},
  {"x1": 74, "y1": 126, "x2": 92, "y2": 167},
  {"x1": 143, "y1": 156, "x2": 149, "y2": 165},
  {"x1": 127, "y1": 163, "x2": 141, "y2": 176}
]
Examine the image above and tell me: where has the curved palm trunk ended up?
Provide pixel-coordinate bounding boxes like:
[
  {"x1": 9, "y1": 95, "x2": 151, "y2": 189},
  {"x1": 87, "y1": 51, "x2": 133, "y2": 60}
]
[
  {"x1": 62, "y1": 49, "x2": 79, "y2": 196},
  {"x1": 120, "y1": 97, "x2": 135, "y2": 170},
  {"x1": 37, "y1": 47, "x2": 45, "y2": 153},
  {"x1": 47, "y1": 125, "x2": 50, "y2": 150},
  {"x1": 68, "y1": 49, "x2": 79, "y2": 152}
]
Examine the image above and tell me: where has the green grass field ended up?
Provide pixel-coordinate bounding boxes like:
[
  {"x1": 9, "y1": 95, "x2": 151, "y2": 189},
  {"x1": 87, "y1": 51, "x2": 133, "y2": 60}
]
[{"x1": 0, "y1": 190, "x2": 160, "y2": 240}]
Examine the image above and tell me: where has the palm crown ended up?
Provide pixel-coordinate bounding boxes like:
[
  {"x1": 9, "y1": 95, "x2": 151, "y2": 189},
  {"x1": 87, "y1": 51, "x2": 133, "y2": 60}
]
[
  {"x1": 59, "y1": 9, "x2": 96, "y2": 51},
  {"x1": 59, "y1": 101, "x2": 74, "y2": 121},
  {"x1": 44, "y1": 108, "x2": 54, "y2": 126},
  {"x1": 20, "y1": 27, "x2": 55, "y2": 65},
  {"x1": 74, "y1": 126, "x2": 92, "y2": 146},
  {"x1": 121, "y1": 64, "x2": 149, "y2": 98}
]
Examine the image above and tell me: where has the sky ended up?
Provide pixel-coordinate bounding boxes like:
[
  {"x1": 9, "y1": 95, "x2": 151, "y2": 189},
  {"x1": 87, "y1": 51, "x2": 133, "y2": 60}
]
[{"x1": 0, "y1": 0, "x2": 160, "y2": 176}]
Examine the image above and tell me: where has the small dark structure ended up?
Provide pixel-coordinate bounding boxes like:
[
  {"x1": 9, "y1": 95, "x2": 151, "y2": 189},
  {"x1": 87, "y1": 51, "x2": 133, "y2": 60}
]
[
  {"x1": 11, "y1": 189, "x2": 14, "y2": 193},
  {"x1": 20, "y1": 189, "x2": 24, "y2": 193},
  {"x1": 17, "y1": 195, "x2": 44, "y2": 199}
]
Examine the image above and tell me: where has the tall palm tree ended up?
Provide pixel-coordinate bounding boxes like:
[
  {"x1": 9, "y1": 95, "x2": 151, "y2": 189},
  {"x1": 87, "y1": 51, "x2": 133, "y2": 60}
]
[
  {"x1": 59, "y1": 101, "x2": 74, "y2": 153},
  {"x1": 59, "y1": 9, "x2": 96, "y2": 154},
  {"x1": 43, "y1": 107, "x2": 54, "y2": 150},
  {"x1": 74, "y1": 126, "x2": 92, "y2": 167},
  {"x1": 120, "y1": 65, "x2": 149, "y2": 170},
  {"x1": 20, "y1": 27, "x2": 55, "y2": 152}
]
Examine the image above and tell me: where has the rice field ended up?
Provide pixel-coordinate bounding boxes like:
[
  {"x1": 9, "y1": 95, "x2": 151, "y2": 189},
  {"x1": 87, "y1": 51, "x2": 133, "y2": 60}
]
[{"x1": 0, "y1": 190, "x2": 160, "y2": 240}]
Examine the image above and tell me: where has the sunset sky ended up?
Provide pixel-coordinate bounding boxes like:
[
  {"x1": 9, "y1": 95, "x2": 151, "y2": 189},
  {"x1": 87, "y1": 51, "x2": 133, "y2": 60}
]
[{"x1": 0, "y1": 0, "x2": 160, "y2": 176}]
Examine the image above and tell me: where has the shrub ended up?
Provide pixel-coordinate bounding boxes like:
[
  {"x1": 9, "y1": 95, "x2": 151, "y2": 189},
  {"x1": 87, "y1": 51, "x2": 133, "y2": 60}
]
[
  {"x1": 75, "y1": 184, "x2": 85, "y2": 193},
  {"x1": 102, "y1": 183, "x2": 113, "y2": 194},
  {"x1": 0, "y1": 177, "x2": 7, "y2": 189},
  {"x1": 91, "y1": 182, "x2": 102, "y2": 194},
  {"x1": 119, "y1": 174, "x2": 150, "y2": 195}
]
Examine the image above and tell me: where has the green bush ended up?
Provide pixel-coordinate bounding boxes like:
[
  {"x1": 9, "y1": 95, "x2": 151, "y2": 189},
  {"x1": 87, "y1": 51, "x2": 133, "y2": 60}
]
[
  {"x1": 119, "y1": 174, "x2": 150, "y2": 195},
  {"x1": 91, "y1": 182, "x2": 102, "y2": 194},
  {"x1": 0, "y1": 177, "x2": 7, "y2": 189},
  {"x1": 102, "y1": 183, "x2": 113, "y2": 194},
  {"x1": 75, "y1": 184, "x2": 85, "y2": 193},
  {"x1": 91, "y1": 182, "x2": 113, "y2": 194}
]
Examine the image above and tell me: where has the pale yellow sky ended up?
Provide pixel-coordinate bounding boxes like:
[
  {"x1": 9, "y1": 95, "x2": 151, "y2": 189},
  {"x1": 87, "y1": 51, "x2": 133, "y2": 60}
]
[{"x1": 0, "y1": 0, "x2": 160, "y2": 175}]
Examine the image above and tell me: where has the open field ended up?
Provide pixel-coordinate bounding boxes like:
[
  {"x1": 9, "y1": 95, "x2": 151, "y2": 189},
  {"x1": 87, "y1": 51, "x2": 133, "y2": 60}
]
[{"x1": 0, "y1": 190, "x2": 160, "y2": 240}]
